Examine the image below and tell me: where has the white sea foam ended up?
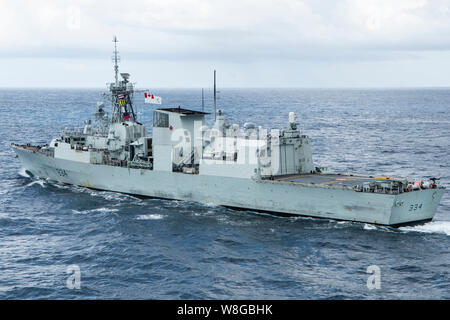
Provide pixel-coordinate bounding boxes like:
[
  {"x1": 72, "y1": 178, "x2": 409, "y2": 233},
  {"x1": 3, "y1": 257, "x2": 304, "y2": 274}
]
[
  {"x1": 89, "y1": 190, "x2": 141, "y2": 202},
  {"x1": 136, "y1": 214, "x2": 165, "y2": 220},
  {"x1": 92, "y1": 207, "x2": 119, "y2": 213},
  {"x1": 52, "y1": 183, "x2": 72, "y2": 190},
  {"x1": 18, "y1": 168, "x2": 30, "y2": 178},
  {"x1": 26, "y1": 180, "x2": 45, "y2": 188},
  {"x1": 400, "y1": 221, "x2": 450, "y2": 236},
  {"x1": 201, "y1": 201, "x2": 220, "y2": 208},
  {"x1": 72, "y1": 207, "x2": 119, "y2": 214},
  {"x1": 363, "y1": 224, "x2": 377, "y2": 230}
]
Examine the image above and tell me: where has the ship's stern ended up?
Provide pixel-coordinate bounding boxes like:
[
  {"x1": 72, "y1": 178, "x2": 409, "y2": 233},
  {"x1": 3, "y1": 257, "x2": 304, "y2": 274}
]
[{"x1": 388, "y1": 188, "x2": 445, "y2": 226}]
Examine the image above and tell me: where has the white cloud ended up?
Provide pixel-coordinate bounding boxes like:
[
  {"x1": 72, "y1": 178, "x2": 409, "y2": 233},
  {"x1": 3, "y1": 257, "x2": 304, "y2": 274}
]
[
  {"x1": 1, "y1": 0, "x2": 450, "y2": 60},
  {"x1": 1, "y1": 0, "x2": 450, "y2": 87}
]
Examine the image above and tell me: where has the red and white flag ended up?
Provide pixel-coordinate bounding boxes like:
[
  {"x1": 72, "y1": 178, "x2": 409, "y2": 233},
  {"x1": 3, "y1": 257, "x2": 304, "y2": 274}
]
[{"x1": 144, "y1": 92, "x2": 162, "y2": 104}]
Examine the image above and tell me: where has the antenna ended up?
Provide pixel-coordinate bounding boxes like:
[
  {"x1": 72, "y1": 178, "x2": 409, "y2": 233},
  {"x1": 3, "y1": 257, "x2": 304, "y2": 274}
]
[
  {"x1": 112, "y1": 36, "x2": 120, "y2": 86},
  {"x1": 120, "y1": 73, "x2": 130, "y2": 82},
  {"x1": 213, "y1": 70, "x2": 216, "y2": 122},
  {"x1": 202, "y1": 88, "x2": 204, "y2": 112}
]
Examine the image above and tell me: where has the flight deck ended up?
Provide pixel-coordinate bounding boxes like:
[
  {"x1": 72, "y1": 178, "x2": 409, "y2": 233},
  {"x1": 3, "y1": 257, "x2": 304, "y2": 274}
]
[{"x1": 269, "y1": 173, "x2": 404, "y2": 189}]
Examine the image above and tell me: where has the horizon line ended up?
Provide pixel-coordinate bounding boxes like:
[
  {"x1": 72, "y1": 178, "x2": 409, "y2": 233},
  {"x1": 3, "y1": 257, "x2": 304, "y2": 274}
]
[{"x1": 1, "y1": 86, "x2": 450, "y2": 90}]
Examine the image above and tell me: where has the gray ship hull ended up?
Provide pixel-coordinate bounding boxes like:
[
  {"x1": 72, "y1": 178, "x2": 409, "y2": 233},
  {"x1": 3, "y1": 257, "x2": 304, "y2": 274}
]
[{"x1": 13, "y1": 146, "x2": 444, "y2": 226}]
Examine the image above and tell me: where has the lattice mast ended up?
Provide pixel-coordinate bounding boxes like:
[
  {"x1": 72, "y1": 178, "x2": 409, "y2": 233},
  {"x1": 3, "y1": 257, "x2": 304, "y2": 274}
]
[
  {"x1": 113, "y1": 36, "x2": 119, "y2": 86},
  {"x1": 106, "y1": 36, "x2": 137, "y2": 123}
]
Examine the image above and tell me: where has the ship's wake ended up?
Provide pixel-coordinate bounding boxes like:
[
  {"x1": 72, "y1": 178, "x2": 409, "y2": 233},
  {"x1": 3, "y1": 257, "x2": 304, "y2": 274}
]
[
  {"x1": 362, "y1": 220, "x2": 450, "y2": 236},
  {"x1": 399, "y1": 220, "x2": 450, "y2": 236}
]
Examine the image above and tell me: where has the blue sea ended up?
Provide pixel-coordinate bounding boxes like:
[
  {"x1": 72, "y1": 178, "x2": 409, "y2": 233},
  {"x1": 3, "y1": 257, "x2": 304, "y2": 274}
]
[{"x1": 0, "y1": 88, "x2": 449, "y2": 299}]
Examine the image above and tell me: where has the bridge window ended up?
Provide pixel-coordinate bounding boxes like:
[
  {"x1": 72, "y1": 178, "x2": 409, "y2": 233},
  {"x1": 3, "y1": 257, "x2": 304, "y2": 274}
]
[{"x1": 153, "y1": 111, "x2": 169, "y2": 128}]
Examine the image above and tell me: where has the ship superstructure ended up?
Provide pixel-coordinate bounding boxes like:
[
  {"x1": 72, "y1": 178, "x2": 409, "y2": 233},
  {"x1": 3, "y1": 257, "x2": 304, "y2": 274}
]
[{"x1": 11, "y1": 38, "x2": 445, "y2": 226}]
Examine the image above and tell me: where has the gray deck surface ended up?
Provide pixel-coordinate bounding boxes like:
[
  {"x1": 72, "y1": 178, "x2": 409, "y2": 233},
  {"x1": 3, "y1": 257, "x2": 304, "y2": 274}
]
[{"x1": 273, "y1": 174, "x2": 400, "y2": 187}]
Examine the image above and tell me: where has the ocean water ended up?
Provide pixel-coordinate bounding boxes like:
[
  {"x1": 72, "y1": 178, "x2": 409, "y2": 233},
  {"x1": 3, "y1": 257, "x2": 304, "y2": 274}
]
[{"x1": 0, "y1": 87, "x2": 449, "y2": 299}]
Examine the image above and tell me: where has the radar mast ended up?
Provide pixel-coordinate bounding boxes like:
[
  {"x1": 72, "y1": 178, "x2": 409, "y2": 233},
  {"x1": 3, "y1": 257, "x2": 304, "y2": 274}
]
[{"x1": 106, "y1": 36, "x2": 137, "y2": 124}]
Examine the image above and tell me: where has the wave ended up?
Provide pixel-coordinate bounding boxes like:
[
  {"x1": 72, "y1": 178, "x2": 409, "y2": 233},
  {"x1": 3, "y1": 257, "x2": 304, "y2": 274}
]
[
  {"x1": 363, "y1": 224, "x2": 377, "y2": 230},
  {"x1": 400, "y1": 221, "x2": 450, "y2": 236},
  {"x1": 26, "y1": 180, "x2": 46, "y2": 188},
  {"x1": 18, "y1": 167, "x2": 30, "y2": 178},
  {"x1": 200, "y1": 201, "x2": 220, "y2": 208},
  {"x1": 136, "y1": 214, "x2": 165, "y2": 220},
  {"x1": 45, "y1": 179, "x2": 144, "y2": 203},
  {"x1": 72, "y1": 207, "x2": 119, "y2": 214},
  {"x1": 89, "y1": 190, "x2": 143, "y2": 203}
]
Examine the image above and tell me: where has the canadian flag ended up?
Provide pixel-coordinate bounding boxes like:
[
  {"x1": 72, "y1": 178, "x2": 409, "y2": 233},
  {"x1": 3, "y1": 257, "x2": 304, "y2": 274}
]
[{"x1": 144, "y1": 92, "x2": 162, "y2": 104}]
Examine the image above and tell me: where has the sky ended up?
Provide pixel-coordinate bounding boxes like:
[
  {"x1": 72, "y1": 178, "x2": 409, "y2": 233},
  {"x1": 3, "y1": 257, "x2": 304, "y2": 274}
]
[{"x1": 1, "y1": 0, "x2": 450, "y2": 88}]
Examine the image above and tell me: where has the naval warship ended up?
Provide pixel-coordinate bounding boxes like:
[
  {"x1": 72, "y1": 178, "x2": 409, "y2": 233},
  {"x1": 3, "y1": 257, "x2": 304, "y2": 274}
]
[{"x1": 12, "y1": 38, "x2": 444, "y2": 226}]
